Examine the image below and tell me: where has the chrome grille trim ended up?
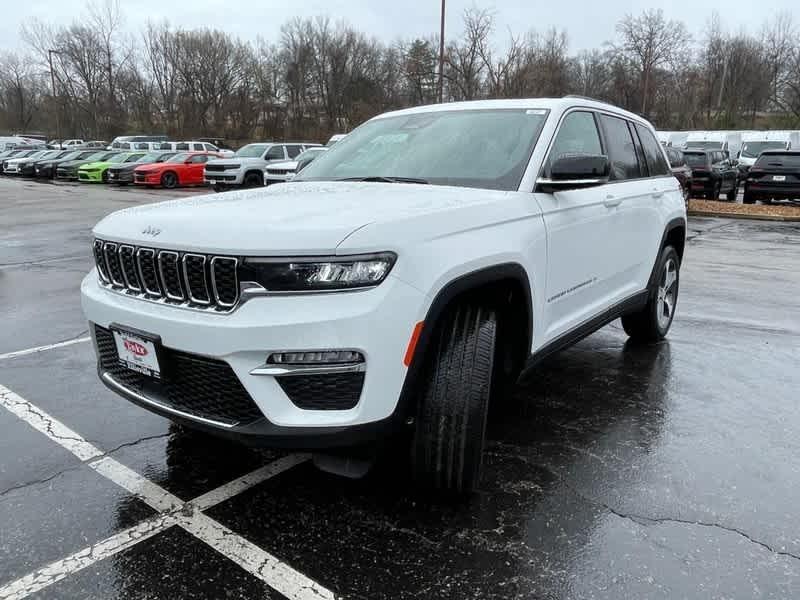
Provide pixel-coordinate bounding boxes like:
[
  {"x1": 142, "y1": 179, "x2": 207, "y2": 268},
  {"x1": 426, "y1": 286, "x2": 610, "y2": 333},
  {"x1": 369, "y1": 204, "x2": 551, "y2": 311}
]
[
  {"x1": 182, "y1": 253, "x2": 211, "y2": 306},
  {"x1": 136, "y1": 248, "x2": 161, "y2": 297},
  {"x1": 158, "y1": 251, "x2": 184, "y2": 301},
  {"x1": 93, "y1": 239, "x2": 239, "y2": 312},
  {"x1": 118, "y1": 245, "x2": 141, "y2": 292},
  {"x1": 210, "y1": 257, "x2": 239, "y2": 308},
  {"x1": 93, "y1": 240, "x2": 109, "y2": 283},
  {"x1": 103, "y1": 242, "x2": 125, "y2": 287}
]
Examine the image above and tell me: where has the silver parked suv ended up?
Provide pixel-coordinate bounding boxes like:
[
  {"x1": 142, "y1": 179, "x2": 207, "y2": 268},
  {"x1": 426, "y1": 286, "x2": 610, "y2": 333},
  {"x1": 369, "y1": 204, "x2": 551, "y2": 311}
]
[{"x1": 204, "y1": 142, "x2": 321, "y2": 191}]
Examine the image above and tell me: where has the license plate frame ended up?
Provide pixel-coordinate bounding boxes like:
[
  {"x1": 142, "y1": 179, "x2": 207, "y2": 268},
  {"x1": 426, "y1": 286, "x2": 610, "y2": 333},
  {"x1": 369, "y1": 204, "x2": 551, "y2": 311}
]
[{"x1": 109, "y1": 324, "x2": 165, "y2": 380}]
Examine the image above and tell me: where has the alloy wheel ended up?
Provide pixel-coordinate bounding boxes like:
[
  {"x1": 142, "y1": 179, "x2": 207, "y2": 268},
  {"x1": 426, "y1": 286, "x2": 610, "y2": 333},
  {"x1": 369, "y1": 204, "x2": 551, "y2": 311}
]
[{"x1": 656, "y1": 257, "x2": 678, "y2": 330}]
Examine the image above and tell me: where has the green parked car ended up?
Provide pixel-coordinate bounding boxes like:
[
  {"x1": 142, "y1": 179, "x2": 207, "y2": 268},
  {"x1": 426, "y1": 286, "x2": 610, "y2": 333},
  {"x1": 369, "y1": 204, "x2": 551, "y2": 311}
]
[{"x1": 77, "y1": 152, "x2": 148, "y2": 183}]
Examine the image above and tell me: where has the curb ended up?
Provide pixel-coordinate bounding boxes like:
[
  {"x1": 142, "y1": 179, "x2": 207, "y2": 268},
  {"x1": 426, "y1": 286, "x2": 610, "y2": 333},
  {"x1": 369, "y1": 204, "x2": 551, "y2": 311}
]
[{"x1": 688, "y1": 210, "x2": 800, "y2": 222}]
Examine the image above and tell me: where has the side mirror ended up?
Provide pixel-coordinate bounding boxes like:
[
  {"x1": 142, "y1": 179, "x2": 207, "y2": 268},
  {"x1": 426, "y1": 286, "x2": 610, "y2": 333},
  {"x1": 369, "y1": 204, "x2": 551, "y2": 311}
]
[
  {"x1": 185, "y1": 159, "x2": 193, "y2": 164},
  {"x1": 537, "y1": 154, "x2": 609, "y2": 192}
]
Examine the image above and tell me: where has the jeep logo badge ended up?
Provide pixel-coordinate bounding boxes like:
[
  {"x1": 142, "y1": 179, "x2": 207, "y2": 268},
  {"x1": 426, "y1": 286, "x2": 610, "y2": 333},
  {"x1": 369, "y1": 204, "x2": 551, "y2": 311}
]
[{"x1": 142, "y1": 226, "x2": 161, "y2": 237}]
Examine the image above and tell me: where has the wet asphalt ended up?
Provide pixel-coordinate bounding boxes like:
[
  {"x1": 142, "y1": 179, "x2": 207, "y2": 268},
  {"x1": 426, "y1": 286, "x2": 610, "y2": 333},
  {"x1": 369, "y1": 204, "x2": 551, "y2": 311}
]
[{"x1": 1, "y1": 177, "x2": 799, "y2": 599}]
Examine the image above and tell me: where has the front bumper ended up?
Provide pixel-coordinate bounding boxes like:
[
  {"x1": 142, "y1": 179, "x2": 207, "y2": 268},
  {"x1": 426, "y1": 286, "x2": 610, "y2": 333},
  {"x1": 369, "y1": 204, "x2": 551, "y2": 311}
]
[
  {"x1": 204, "y1": 171, "x2": 244, "y2": 186},
  {"x1": 108, "y1": 171, "x2": 134, "y2": 183},
  {"x1": 81, "y1": 271, "x2": 425, "y2": 446},
  {"x1": 78, "y1": 170, "x2": 104, "y2": 182}
]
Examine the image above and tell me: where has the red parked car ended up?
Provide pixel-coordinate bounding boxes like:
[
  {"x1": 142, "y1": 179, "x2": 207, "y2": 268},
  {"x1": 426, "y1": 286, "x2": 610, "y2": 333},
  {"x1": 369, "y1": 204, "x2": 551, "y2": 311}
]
[{"x1": 133, "y1": 152, "x2": 221, "y2": 188}]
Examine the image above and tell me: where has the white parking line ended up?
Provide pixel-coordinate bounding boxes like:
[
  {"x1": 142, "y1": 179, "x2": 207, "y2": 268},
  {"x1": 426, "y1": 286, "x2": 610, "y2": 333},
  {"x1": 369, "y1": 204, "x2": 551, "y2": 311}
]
[
  {"x1": 0, "y1": 337, "x2": 91, "y2": 362},
  {"x1": 0, "y1": 514, "x2": 174, "y2": 600},
  {"x1": 0, "y1": 384, "x2": 332, "y2": 600}
]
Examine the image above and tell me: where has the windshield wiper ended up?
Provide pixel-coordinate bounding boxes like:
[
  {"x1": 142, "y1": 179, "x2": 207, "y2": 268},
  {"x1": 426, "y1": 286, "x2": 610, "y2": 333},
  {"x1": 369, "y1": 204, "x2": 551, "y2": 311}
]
[{"x1": 337, "y1": 176, "x2": 429, "y2": 185}]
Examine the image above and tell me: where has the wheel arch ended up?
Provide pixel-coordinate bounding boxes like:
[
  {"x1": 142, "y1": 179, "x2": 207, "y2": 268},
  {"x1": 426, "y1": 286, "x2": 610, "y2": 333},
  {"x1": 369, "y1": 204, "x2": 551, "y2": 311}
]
[
  {"x1": 648, "y1": 217, "x2": 686, "y2": 290},
  {"x1": 395, "y1": 262, "x2": 533, "y2": 421}
]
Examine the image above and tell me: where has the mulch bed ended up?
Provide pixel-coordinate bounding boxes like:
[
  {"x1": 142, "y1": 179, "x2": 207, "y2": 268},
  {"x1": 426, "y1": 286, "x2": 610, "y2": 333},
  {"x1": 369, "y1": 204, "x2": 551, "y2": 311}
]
[{"x1": 688, "y1": 199, "x2": 800, "y2": 221}]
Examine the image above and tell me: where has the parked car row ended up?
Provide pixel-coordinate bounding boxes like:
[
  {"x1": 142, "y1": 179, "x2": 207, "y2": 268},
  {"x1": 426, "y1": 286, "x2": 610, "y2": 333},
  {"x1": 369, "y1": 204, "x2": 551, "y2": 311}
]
[
  {"x1": 203, "y1": 139, "x2": 339, "y2": 191},
  {"x1": 0, "y1": 133, "x2": 346, "y2": 191},
  {"x1": 0, "y1": 146, "x2": 225, "y2": 189}
]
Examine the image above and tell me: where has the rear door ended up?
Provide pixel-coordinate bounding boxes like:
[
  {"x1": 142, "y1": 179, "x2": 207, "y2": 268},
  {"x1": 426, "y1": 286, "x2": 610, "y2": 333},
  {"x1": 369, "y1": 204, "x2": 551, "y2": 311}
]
[{"x1": 597, "y1": 113, "x2": 658, "y2": 298}]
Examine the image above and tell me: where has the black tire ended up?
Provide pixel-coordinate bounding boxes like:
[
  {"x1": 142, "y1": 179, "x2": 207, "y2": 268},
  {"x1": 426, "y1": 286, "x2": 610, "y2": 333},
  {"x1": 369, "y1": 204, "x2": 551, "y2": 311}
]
[
  {"x1": 411, "y1": 303, "x2": 497, "y2": 495},
  {"x1": 101, "y1": 171, "x2": 109, "y2": 183},
  {"x1": 213, "y1": 184, "x2": 224, "y2": 193},
  {"x1": 244, "y1": 172, "x2": 262, "y2": 187},
  {"x1": 683, "y1": 184, "x2": 691, "y2": 205},
  {"x1": 725, "y1": 183, "x2": 737, "y2": 202},
  {"x1": 710, "y1": 181, "x2": 721, "y2": 200},
  {"x1": 743, "y1": 190, "x2": 755, "y2": 204},
  {"x1": 161, "y1": 171, "x2": 178, "y2": 189},
  {"x1": 621, "y1": 246, "x2": 680, "y2": 342}
]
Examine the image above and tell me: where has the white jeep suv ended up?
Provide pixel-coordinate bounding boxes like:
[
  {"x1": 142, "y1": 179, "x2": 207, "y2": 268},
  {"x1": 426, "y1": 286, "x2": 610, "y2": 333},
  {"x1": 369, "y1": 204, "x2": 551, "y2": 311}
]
[{"x1": 82, "y1": 98, "x2": 686, "y2": 494}]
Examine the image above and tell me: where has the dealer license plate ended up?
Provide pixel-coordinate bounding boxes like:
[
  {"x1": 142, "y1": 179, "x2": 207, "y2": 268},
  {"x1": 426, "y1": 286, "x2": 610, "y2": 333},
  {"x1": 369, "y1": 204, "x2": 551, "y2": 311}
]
[
  {"x1": 112, "y1": 329, "x2": 161, "y2": 378},
  {"x1": 773, "y1": 175, "x2": 786, "y2": 181}
]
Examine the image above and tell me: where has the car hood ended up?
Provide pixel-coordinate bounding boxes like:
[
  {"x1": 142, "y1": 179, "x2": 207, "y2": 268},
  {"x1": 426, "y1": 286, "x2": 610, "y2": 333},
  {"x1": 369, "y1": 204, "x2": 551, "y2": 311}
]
[
  {"x1": 92, "y1": 181, "x2": 517, "y2": 255},
  {"x1": 267, "y1": 160, "x2": 299, "y2": 170},
  {"x1": 57, "y1": 159, "x2": 91, "y2": 169},
  {"x1": 80, "y1": 161, "x2": 111, "y2": 170},
  {"x1": 206, "y1": 157, "x2": 259, "y2": 167},
  {"x1": 135, "y1": 163, "x2": 170, "y2": 173},
  {"x1": 111, "y1": 162, "x2": 144, "y2": 172}
]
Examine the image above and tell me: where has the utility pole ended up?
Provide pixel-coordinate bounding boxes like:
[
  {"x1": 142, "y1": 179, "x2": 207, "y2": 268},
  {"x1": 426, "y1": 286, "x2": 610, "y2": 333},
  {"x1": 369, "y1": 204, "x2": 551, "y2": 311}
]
[
  {"x1": 48, "y1": 49, "x2": 61, "y2": 144},
  {"x1": 438, "y1": 0, "x2": 446, "y2": 103}
]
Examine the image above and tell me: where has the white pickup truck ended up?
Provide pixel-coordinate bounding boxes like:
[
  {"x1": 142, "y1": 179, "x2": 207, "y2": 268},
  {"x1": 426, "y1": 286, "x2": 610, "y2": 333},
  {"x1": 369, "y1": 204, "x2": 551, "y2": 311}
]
[{"x1": 204, "y1": 142, "x2": 321, "y2": 191}]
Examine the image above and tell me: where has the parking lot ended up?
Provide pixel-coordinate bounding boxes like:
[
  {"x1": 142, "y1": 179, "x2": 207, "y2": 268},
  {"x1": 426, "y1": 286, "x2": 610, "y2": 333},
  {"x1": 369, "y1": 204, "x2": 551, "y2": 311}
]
[{"x1": 1, "y1": 177, "x2": 799, "y2": 599}]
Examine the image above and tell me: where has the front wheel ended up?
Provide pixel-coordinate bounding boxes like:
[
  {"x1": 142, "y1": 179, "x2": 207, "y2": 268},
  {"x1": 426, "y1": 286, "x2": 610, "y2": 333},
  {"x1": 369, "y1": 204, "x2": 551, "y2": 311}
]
[
  {"x1": 621, "y1": 246, "x2": 680, "y2": 342},
  {"x1": 710, "y1": 181, "x2": 721, "y2": 200},
  {"x1": 743, "y1": 190, "x2": 756, "y2": 204},
  {"x1": 161, "y1": 171, "x2": 178, "y2": 189},
  {"x1": 726, "y1": 183, "x2": 737, "y2": 202},
  {"x1": 411, "y1": 303, "x2": 497, "y2": 495}
]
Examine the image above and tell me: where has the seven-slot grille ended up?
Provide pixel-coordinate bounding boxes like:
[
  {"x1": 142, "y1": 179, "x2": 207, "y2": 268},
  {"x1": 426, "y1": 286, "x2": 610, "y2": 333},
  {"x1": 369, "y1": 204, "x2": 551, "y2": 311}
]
[{"x1": 93, "y1": 239, "x2": 239, "y2": 311}]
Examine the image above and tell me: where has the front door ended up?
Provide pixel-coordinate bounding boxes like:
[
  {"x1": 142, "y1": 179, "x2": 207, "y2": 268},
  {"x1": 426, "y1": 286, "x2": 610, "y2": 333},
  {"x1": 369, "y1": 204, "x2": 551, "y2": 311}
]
[{"x1": 536, "y1": 110, "x2": 616, "y2": 344}]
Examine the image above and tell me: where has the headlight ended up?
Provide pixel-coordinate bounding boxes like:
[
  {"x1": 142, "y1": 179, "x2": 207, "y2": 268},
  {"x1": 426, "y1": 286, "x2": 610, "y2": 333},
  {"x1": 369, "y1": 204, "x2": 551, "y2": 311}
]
[{"x1": 239, "y1": 252, "x2": 396, "y2": 292}]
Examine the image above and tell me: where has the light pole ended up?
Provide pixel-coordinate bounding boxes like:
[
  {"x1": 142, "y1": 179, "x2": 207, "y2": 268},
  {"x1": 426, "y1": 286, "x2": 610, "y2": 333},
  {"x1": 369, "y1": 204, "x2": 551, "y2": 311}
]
[
  {"x1": 438, "y1": 0, "x2": 445, "y2": 103},
  {"x1": 48, "y1": 49, "x2": 61, "y2": 144}
]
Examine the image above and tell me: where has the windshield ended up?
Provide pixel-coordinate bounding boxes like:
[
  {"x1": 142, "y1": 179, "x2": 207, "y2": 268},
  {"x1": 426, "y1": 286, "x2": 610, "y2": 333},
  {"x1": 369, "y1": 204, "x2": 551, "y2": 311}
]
[
  {"x1": 167, "y1": 153, "x2": 190, "y2": 163},
  {"x1": 683, "y1": 153, "x2": 708, "y2": 167},
  {"x1": 57, "y1": 151, "x2": 81, "y2": 161},
  {"x1": 297, "y1": 109, "x2": 549, "y2": 191},
  {"x1": 296, "y1": 148, "x2": 325, "y2": 162},
  {"x1": 107, "y1": 153, "x2": 131, "y2": 164},
  {"x1": 685, "y1": 141, "x2": 723, "y2": 151},
  {"x1": 137, "y1": 153, "x2": 161, "y2": 163},
  {"x1": 236, "y1": 144, "x2": 269, "y2": 158},
  {"x1": 741, "y1": 141, "x2": 787, "y2": 158},
  {"x1": 755, "y1": 153, "x2": 800, "y2": 168}
]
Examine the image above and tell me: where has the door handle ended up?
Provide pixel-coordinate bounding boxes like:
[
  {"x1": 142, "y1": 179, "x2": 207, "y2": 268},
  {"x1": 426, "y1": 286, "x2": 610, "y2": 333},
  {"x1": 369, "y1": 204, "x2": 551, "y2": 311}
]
[
  {"x1": 652, "y1": 188, "x2": 665, "y2": 199},
  {"x1": 604, "y1": 194, "x2": 622, "y2": 207}
]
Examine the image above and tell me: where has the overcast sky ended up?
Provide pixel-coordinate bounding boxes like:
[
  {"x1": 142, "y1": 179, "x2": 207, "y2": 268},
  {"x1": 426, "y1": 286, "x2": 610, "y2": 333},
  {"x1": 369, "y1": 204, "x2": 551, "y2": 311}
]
[{"x1": 2, "y1": 0, "x2": 796, "y2": 53}]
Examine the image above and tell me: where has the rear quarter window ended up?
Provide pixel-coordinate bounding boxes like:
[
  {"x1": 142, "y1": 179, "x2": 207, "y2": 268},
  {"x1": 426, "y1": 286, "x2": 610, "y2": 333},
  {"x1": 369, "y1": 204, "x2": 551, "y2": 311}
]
[{"x1": 635, "y1": 124, "x2": 671, "y2": 176}]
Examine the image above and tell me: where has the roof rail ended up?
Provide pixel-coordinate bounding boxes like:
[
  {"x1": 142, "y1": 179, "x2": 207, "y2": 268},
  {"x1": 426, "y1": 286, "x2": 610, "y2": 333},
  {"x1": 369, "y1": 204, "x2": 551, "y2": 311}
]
[{"x1": 562, "y1": 94, "x2": 613, "y2": 105}]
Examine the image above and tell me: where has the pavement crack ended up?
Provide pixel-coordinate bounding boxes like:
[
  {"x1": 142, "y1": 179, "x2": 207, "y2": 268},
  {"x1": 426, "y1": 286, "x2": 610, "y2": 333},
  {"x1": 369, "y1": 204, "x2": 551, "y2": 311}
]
[
  {"x1": 565, "y1": 481, "x2": 800, "y2": 562},
  {"x1": 96, "y1": 433, "x2": 170, "y2": 458},
  {"x1": 0, "y1": 253, "x2": 86, "y2": 269},
  {"x1": 0, "y1": 465, "x2": 85, "y2": 501}
]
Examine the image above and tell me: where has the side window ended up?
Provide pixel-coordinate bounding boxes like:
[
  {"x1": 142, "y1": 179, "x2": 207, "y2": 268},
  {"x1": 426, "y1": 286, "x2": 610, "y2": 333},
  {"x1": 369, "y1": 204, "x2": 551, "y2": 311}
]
[
  {"x1": 547, "y1": 111, "x2": 602, "y2": 175},
  {"x1": 190, "y1": 155, "x2": 209, "y2": 164},
  {"x1": 203, "y1": 143, "x2": 218, "y2": 152},
  {"x1": 286, "y1": 145, "x2": 303, "y2": 158},
  {"x1": 176, "y1": 143, "x2": 189, "y2": 151},
  {"x1": 265, "y1": 146, "x2": 285, "y2": 160},
  {"x1": 635, "y1": 123, "x2": 671, "y2": 176},
  {"x1": 599, "y1": 114, "x2": 642, "y2": 180}
]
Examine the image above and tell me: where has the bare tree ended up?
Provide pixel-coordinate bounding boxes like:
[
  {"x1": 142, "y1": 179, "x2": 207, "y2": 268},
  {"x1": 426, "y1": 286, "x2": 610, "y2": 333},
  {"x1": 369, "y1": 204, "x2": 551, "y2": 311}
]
[{"x1": 616, "y1": 9, "x2": 690, "y2": 116}]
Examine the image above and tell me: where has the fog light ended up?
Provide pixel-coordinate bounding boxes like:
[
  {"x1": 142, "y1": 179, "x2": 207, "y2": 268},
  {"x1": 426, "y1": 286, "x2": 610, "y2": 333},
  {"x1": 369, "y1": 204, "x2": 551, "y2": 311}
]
[{"x1": 268, "y1": 350, "x2": 364, "y2": 365}]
